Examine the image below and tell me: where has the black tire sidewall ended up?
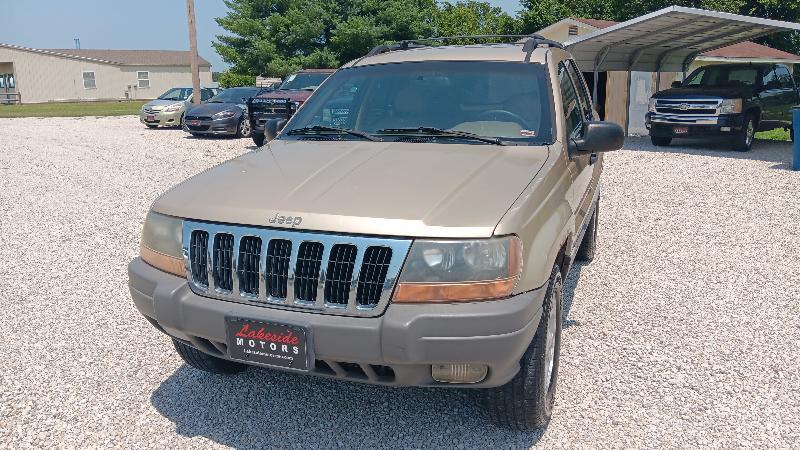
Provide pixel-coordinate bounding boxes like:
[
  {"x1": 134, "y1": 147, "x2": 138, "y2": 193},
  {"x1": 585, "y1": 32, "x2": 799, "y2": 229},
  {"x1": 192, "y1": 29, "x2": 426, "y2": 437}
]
[
  {"x1": 734, "y1": 114, "x2": 755, "y2": 151},
  {"x1": 252, "y1": 132, "x2": 265, "y2": 147}
]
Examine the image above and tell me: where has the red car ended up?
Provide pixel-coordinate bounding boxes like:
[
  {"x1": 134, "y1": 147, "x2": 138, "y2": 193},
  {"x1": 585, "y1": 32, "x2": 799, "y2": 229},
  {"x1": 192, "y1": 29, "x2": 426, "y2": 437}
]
[{"x1": 248, "y1": 69, "x2": 336, "y2": 146}]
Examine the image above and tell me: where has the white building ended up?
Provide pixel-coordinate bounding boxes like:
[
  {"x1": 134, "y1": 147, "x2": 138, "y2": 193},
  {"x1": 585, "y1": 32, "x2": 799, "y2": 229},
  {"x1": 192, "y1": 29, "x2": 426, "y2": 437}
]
[{"x1": 0, "y1": 43, "x2": 213, "y2": 104}]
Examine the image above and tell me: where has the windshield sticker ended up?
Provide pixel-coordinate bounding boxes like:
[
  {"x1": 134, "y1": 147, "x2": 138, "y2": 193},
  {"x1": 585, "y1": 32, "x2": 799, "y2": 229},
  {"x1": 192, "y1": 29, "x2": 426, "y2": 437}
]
[{"x1": 520, "y1": 130, "x2": 537, "y2": 137}]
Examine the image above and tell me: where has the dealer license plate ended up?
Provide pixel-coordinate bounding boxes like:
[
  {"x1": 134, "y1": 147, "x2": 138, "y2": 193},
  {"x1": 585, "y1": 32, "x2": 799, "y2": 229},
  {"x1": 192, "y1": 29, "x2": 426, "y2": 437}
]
[
  {"x1": 189, "y1": 120, "x2": 201, "y2": 126},
  {"x1": 673, "y1": 126, "x2": 689, "y2": 134},
  {"x1": 226, "y1": 318, "x2": 308, "y2": 371},
  {"x1": 146, "y1": 115, "x2": 155, "y2": 122}
]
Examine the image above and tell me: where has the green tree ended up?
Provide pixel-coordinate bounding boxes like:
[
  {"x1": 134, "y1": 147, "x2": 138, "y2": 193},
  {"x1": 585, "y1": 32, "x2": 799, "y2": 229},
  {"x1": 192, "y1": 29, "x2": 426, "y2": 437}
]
[
  {"x1": 434, "y1": 1, "x2": 521, "y2": 39},
  {"x1": 217, "y1": 70, "x2": 256, "y2": 88}
]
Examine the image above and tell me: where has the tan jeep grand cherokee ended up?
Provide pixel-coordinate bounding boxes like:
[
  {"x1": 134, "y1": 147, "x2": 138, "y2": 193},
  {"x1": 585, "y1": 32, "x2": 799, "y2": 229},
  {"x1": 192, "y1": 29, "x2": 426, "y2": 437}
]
[{"x1": 129, "y1": 35, "x2": 624, "y2": 430}]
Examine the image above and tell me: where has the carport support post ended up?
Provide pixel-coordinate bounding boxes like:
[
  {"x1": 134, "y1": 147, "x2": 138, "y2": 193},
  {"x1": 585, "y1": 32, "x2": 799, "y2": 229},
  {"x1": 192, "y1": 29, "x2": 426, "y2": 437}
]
[
  {"x1": 624, "y1": 70, "x2": 632, "y2": 136},
  {"x1": 793, "y1": 107, "x2": 800, "y2": 171}
]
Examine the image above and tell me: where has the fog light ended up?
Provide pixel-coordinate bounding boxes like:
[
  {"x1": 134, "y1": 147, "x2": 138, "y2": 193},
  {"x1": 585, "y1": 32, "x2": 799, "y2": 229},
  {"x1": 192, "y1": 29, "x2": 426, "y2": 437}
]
[{"x1": 431, "y1": 364, "x2": 487, "y2": 384}]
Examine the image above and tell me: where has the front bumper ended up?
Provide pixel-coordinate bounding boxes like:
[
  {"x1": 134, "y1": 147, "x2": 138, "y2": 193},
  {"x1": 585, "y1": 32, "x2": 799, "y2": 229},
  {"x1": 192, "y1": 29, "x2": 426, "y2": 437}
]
[
  {"x1": 183, "y1": 117, "x2": 239, "y2": 135},
  {"x1": 128, "y1": 257, "x2": 545, "y2": 388},
  {"x1": 140, "y1": 109, "x2": 183, "y2": 127},
  {"x1": 646, "y1": 112, "x2": 745, "y2": 138}
]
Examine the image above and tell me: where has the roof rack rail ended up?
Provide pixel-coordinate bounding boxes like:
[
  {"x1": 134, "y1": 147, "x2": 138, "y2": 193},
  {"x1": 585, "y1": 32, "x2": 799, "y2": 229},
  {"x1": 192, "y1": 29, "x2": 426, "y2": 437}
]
[{"x1": 363, "y1": 34, "x2": 564, "y2": 59}]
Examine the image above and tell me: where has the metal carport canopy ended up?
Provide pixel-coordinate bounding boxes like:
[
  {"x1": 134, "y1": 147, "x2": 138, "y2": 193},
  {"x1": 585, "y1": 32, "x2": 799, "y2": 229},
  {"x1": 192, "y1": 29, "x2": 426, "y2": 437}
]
[{"x1": 565, "y1": 6, "x2": 800, "y2": 73}]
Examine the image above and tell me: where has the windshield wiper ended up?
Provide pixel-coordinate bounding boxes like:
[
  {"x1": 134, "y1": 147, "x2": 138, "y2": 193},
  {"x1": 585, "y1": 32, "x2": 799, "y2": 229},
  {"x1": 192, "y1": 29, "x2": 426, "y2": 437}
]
[
  {"x1": 286, "y1": 125, "x2": 382, "y2": 142},
  {"x1": 376, "y1": 127, "x2": 505, "y2": 145}
]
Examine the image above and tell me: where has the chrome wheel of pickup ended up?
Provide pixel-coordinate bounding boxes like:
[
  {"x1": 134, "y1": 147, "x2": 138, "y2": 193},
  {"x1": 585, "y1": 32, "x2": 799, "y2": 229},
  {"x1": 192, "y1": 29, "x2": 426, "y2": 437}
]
[{"x1": 733, "y1": 114, "x2": 756, "y2": 152}]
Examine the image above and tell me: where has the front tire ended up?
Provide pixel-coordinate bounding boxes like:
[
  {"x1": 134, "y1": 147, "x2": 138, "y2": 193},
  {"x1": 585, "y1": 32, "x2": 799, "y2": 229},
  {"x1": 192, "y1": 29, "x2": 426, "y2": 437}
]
[
  {"x1": 173, "y1": 339, "x2": 248, "y2": 374},
  {"x1": 235, "y1": 117, "x2": 252, "y2": 138},
  {"x1": 482, "y1": 265, "x2": 563, "y2": 431},
  {"x1": 252, "y1": 132, "x2": 265, "y2": 147},
  {"x1": 650, "y1": 135, "x2": 671, "y2": 146},
  {"x1": 732, "y1": 113, "x2": 755, "y2": 152}
]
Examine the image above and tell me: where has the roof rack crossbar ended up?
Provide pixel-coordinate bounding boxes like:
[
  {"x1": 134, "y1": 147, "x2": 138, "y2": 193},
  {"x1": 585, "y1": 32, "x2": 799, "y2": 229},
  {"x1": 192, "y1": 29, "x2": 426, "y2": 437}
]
[{"x1": 363, "y1": 34, "x2": 564, "y2": 60}]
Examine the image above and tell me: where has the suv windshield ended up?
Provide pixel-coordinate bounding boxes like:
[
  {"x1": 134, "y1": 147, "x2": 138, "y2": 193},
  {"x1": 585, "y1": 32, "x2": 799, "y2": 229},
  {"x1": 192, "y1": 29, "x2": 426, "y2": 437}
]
[
  {"x1": 682, "y1": 66, "x2": 759, "y2": 88},
  {"x1": 208, "y1": 87, "x2": 260, "y2": 103},
  {"x1": 282, "y1": 61, "x2": 553, "y2": 144},
  {"x1": 279, "y1": 72, "x2": 332, "y2": 91},
  {"x1": 157, "y1": 88, "x2": 192, "y2": 101}
]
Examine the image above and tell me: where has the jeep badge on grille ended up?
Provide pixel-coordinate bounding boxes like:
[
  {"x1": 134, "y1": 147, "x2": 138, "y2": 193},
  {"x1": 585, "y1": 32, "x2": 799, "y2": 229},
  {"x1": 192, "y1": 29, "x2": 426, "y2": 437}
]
[{"x1": 268, "y1": 213, "x2": 303, "y2": 228}]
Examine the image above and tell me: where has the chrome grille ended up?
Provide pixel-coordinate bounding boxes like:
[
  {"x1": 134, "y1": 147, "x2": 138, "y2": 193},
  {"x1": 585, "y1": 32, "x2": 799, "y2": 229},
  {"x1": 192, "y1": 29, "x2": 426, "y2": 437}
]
[
  {"x1": 265, "y1": 239, "x2": 291, "y2": 298},
  {"x1": 182, "y1": 220, "x2": 412, "y2": 317},
  {"x1": 655, "y1": 99, "x2": 721, "y2": 115},
  {"x1": 189, "y1": 230, "x2": 208, "y2": 287},
  {"x1": 356, "y1": 247, "x2": 393, "y2": 307},
  {"x1": 324, "y1": 244, "x2": 358, "y2": 306},
  {"x1": 212, "y1": 233, "x2": 234, "y2": 291},
  {"x1": 237, "y1": 236, "x2": 261, "y2": 296}
]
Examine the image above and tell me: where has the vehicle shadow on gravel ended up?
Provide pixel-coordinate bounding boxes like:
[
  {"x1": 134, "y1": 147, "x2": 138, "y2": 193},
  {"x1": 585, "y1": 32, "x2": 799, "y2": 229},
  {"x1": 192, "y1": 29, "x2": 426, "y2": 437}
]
[
  {"x1": 562, "y1": 262, "x2": 585, "y2": 329},
  {"x1": 151, "y1": 363, "x2": 546, "y2": 448},
  {"x1": 624, "y1": 136, "x2": 794, "y2": 168}
]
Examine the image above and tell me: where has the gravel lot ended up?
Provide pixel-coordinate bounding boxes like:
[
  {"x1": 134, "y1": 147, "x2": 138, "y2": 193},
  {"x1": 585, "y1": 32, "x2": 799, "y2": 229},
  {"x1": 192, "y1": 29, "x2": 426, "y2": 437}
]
[{"x1": 1, "y1": 116, "x2": 799, "y2": 448}]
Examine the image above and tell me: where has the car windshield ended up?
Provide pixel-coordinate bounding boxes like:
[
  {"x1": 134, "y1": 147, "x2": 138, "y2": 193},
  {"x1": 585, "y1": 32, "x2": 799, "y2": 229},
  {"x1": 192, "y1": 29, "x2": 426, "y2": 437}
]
[
  {"x1": 157, "y1": 88, "x2": 192, "y2": 101},
  {"x1": 279, "y1": 72, "x2": 332, "y2": 91},
  {"x1": 682, "y1": 66, "x2": 759, "y2": 88},
  {"x1": 282, "y1": 61, "x2": 554, "y2": 145},
  {"x1": 208, "y1": 87, "x2": 260, "y2": 103}
]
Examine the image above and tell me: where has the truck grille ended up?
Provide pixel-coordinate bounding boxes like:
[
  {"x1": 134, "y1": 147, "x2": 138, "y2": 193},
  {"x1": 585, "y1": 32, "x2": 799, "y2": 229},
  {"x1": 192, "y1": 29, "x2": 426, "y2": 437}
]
[
  {"x1": 655, "y1": 99, "x2": 721, "y2": 115},
  {"x1": 183, "y1": 221, "x2": 412, "y2": 317}
]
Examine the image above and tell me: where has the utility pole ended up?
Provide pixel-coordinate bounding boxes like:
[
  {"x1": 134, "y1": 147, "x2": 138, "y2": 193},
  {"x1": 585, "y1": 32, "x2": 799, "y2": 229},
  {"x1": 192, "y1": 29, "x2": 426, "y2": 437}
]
[{"x1": 186, "y1": 0, "x2": 201, "y2": 105}]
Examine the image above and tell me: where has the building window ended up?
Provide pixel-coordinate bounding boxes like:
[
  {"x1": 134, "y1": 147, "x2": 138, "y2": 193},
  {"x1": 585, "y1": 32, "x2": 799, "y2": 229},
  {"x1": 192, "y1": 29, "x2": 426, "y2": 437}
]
[
  {"x1": 137, "y1": 71, "x2": 150, "y2": 89},
  {"x1": 82, "y1": 71, "x2": 96, "y2": 89},
  {"x1": 568, "y1": 25, "x2": 579, "y2": 36}
]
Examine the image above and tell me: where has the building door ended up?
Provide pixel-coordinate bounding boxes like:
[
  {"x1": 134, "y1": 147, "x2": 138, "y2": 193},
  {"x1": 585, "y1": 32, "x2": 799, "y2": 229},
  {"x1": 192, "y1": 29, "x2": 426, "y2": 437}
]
[{"x1": 0, "y1": 73, "x2": 16, "y2": 104}]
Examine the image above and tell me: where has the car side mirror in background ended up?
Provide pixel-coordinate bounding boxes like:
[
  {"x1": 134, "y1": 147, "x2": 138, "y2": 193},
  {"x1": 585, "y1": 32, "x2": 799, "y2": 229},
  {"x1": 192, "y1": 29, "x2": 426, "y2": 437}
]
[
  {"x1": 264, "y1": 118, "x2": 287, "y2": 142},
  {"x1": 671, "y1": 81, "x2": 682, "y2": 88},
  {"x1": 569, "y1": 121, "x2": 625, "y2": 155}
]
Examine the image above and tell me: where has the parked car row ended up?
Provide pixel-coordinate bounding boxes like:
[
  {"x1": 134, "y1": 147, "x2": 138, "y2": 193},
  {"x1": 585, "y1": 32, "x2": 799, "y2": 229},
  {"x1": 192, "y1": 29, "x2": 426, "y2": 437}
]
[{"x1": 139, "y1": 69, "x2": 337, "y2": 142}]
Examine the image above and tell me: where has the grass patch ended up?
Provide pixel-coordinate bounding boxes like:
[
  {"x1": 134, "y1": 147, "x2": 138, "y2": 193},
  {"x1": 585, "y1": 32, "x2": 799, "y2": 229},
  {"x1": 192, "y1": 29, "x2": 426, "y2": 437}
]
[
  {"x1": 0, "y1": 101, "x2": 146, "y2": 118},
  {"x1": 755, "y1": 128, "x2": 790, "y2": 141}
]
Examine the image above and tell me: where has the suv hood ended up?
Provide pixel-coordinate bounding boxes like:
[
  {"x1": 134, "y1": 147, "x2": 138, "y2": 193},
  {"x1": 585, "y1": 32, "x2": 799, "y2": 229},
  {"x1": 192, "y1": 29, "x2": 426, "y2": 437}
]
[
  {"x1": 153, "y1": 139, "x2": 550, "y2": 238},
  {"x1": 653, "y1": 86, "x2": 755, "y2": 99}
]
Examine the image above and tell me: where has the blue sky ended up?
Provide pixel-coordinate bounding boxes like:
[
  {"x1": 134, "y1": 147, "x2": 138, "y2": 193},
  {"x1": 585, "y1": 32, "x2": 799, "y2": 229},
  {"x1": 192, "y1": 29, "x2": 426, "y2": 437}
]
[{"x1": 0, "y1": 0, "x2": 522, "y2": 71}]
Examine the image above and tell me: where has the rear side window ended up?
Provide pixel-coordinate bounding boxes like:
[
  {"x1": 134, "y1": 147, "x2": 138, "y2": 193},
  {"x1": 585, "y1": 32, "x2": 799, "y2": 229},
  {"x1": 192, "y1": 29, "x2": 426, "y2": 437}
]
[
  {"x1": 762, "y1": 68, "x2": 780, "y2": 90},
  {"x1": 558, "y1": 62, "x2": 583, "y2": 138}
]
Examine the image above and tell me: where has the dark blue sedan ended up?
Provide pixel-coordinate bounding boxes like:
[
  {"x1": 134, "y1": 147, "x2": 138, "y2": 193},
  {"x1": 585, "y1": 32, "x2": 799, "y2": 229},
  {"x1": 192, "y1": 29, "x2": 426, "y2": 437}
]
[{"x1": 183, "y1": 87, "x2": 261, "y2": 138}]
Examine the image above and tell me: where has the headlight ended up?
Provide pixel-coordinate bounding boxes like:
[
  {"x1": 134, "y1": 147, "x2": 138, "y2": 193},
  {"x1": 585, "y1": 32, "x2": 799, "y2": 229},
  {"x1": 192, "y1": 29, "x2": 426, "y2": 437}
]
[
  {"x1": 140, "y1": 211, "x2": 184, "y2": 277},
  {"x1": 212, "y1": 109, "x2": 237, "y2": 119},
  {"x1": 718, "y1": 99, "x2": 742, "y2": 114},
  {"x1": 648, "y1": 98, "x2": 657, "y2": 113},
  {"x1": 393, "y1": 236, "x2": 522, "y2": 303},
  {"x1": 163, "y1": 103, "x2": 183, "y2": 112}
]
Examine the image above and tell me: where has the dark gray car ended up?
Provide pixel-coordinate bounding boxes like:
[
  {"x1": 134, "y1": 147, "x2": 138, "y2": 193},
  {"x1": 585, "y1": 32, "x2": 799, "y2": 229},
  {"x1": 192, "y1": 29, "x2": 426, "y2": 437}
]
[{"x1": 183, "y1": 87, "x2": 261, "y2": 138}]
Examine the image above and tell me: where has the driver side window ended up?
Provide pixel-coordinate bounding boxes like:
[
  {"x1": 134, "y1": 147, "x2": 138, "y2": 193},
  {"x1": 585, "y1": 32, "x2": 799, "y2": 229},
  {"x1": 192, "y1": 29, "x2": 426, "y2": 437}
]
[{"x1": 558, "y1": 62, "x2": 584, "y2": 138}]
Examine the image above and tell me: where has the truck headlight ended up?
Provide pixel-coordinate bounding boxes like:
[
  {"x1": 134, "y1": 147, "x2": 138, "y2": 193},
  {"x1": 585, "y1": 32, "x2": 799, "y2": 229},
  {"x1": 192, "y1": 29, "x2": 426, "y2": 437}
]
[
  {"x1": 140, "y1": 211, "x2": 184, "y2": 277},
  {"x1": 163, "y1": 103, "x2": 183, "y2": 112},
  {"x1": 212, "y1": 109, "x2": 237, "y2": 119},
  {"x1": 648, "y1": 98, "x2": 657, "y2": 113},
  {"x1": 393, "y1": 236, "x2": 522, "y2": 303},
  {"x1": 718, "y1": 99, "x2": 742, "y2": 114}
]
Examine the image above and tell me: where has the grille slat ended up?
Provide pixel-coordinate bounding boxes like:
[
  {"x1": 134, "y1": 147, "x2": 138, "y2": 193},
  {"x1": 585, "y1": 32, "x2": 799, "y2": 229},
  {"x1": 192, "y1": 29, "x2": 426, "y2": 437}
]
[
  {"x1": 212, "y1": 234, "x2": 234, "y2": 291},
  {"x1": 237, "y1": 236, "x2": 262, "y2": 296},
  {"x1": 356, "y1": 246, "x2": 393, "y2": 307},
  {"x1": 183, "y1": 222, "x2": 410, "y2": 317},
  {"x1": 324, "y1": 244, "x2": 357, "y2": 305},
  {"x1": 295, "y1": 242, "x2": 324, "y2": 302},
  {"x1": 190, "y1": 231, "x2": 209, "y2": 287},
  {"x1": 265, "y1": 239, "x2": 292, "y2": 298}
]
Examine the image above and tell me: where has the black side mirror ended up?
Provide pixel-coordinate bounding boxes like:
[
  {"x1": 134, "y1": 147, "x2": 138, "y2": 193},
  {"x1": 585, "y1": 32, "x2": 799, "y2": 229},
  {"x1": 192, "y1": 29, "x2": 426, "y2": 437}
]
[
  {"x1": 671, "y1": 81, "x2": 682, "y2": 88},
  {"x1": 264, "y1": 118, "x2": 287, "y2": 142},
  {"x1": 569, "y1": 121, "x2": 625, "y2": 154}
]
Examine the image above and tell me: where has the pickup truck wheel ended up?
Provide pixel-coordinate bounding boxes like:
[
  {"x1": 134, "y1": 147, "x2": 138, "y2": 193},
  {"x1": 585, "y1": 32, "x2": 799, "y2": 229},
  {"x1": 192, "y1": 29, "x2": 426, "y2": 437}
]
[
  {"x1": 575, "y1": 199, "x2": 598, "y2": 262},
  {"x1": 172, "y1": 339, "x2": 248, "y2": 374},
  {"x1": 650, "y1": 136, "x2": 671, "y2": 146},
  {"x1": 481, "y1": 265, "x2": 563, "y2": 430},
  {"x1": 732, "y1": 114, "x2": 755, "y2": 152},
  {"x1": 252, "y1": 132, "x2": 265, "y2": 147}
]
